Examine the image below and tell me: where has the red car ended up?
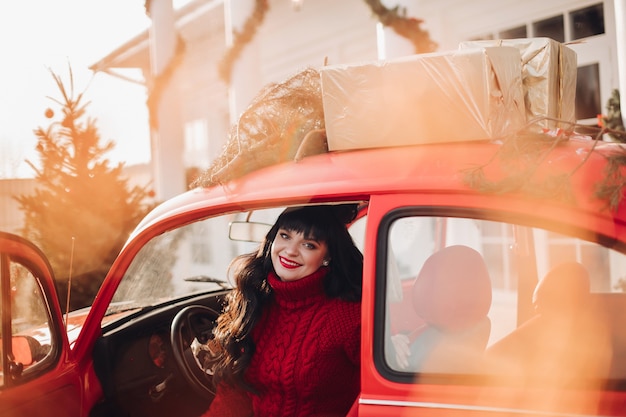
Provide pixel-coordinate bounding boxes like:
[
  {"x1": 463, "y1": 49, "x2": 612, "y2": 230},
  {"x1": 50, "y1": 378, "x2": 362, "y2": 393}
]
[{"x1": 2, "y1": 132, "x2": 626, "y2": 416}]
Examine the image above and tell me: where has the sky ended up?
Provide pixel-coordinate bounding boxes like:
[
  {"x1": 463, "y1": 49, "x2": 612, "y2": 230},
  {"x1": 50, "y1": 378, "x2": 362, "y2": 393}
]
[{"x1": 0, "y1": 1, "x2": 189, "y2": 178}]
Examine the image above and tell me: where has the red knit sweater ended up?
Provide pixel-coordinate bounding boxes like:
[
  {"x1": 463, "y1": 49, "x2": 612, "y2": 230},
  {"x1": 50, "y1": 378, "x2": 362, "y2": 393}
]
[{"x1": 203, "y1": 267, "x2": 361, "y2": 417}]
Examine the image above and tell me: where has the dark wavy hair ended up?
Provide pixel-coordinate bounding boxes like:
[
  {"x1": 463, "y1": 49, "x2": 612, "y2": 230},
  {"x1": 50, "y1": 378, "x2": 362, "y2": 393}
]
[{"x1": 209, "y1": 205, "x2": 363, "y2": 390}]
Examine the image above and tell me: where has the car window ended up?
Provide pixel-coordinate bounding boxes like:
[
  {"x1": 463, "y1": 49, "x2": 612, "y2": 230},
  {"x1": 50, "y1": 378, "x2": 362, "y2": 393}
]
[
  {"x1": 108, "y1": 204, "x2": 366, "y2": 319},
  {"x1": 0, "y1": 260, "x2": 54, "y2": 387},
  {"x1": 381, "y1": 214, "x2": 626, "y2": 388},
  {"x1": 108, "y1": 212, "x2": 266, "y2": 316}
]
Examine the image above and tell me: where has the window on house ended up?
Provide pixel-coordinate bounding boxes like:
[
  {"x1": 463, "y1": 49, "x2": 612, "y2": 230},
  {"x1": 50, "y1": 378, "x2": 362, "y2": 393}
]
[
  {"x1": 532, "y1": 15, "x2": 565, "y2": 42},
  {"x1": 184, "y1": 119, "x2": 210, "y2": 168},
  {"x1": 576, "y1": 63, "x2": 602, "y2": 120},
  {"x1": 468, "y1": 34, "x2": 494, "y2": 42},
  {"x1": 499, "y1": 25, "x2": 527, "y2": 39},
  {"x1": 571, "y1": 3, "x2": 605, "y2": 40}
]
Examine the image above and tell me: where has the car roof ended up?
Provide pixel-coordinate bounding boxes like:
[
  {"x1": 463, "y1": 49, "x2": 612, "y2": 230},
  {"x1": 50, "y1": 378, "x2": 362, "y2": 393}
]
[{"x1": 131, "y1": 138, "x2": 626, "y2": 240}]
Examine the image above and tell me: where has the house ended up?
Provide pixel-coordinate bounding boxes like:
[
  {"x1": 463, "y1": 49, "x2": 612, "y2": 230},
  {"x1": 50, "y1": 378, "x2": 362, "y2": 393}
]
[
  {"x1": 89, "y1": 0, "x2": 625, "y2": 199},
  {"x1": 0, "y1": 164, "x2": 152, "y2": 237},
  {"x1": 0, "y1": 178, "x2": 36, "y2": 235}
]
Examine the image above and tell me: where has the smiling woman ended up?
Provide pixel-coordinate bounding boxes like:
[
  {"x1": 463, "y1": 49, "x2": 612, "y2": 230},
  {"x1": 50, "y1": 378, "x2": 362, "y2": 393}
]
[
  {"x1": 270, "y1": 227, "x2": 329, "y2": 282},
  {"x1": 204, "y1": 204, "x2": 363, "y2": 417}
]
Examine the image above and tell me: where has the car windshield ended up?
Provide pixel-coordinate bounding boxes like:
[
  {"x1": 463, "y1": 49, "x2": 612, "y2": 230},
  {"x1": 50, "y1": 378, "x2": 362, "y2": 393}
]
[
  {"x1": 105, "y1": 203, "x2": 367, "y2": 317},
  {"x1": 105, "y1": 208, "x2": 283, "y2": 316}
]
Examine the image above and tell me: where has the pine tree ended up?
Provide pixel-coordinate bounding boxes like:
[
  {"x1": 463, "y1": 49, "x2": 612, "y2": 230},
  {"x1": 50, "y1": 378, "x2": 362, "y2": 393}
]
[{"x1": 15, "y1": 66, "x2": 155, "y2": 310}]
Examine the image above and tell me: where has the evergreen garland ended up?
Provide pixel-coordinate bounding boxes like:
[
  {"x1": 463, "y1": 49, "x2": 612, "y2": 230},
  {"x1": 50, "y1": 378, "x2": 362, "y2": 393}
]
[
  {"x1": 363, "y1": 0, "x2": 437, "y2": 53},
  {"x1": 146, "y1": 35, "x2": 186, "y2": 129},
  {"x1": 218, "y1": 0, "x2": 269, "y2": 85},
  {"x1": 217, "y1": 0, "x2": 436, "y2": 85},
  {"x1": 143, "y1": 1, "x2": 187, "y2": 130}
]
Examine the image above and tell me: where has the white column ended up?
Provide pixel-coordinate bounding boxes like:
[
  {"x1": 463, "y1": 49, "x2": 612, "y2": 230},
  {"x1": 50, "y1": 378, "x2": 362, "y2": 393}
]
[
  {"x1": 148, "y1": 0, "x2": 186, "y2": 200},
  {"x1": 615, "y1": 0, "x2": 626, "y2": 127},
  {"x1": 224, "y1": 0, "x2": 263, "y2": 125}
]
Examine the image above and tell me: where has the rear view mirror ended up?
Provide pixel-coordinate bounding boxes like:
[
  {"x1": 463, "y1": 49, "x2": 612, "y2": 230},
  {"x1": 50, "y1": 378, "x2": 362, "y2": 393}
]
[{"x1": 229, "y1": 221, "x2": 272, "y2": 243}]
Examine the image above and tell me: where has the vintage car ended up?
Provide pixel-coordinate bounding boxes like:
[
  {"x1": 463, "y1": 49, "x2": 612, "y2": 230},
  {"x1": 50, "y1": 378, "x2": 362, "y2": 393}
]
[{"x1": 2, "y1": 127, "x2": 626, "y2": 416}]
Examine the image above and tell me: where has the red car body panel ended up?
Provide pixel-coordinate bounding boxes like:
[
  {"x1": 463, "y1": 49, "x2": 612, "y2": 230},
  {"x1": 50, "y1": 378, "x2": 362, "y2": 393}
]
[{"x1": 3, "y1": 139, "x2": 626, "y2": 416}]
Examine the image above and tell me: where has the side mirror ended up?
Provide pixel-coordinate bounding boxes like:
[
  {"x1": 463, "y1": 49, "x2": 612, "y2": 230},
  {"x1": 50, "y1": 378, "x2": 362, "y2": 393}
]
[
  {"x1": 11, "y1": 336, "x2": 34, "y2": 367},
  {"x1": 229, "y1": 221, "x2": 272, "y2": 243},
  {"x1": 1, "y1": 336, "x2": 34, "y2": 377}
]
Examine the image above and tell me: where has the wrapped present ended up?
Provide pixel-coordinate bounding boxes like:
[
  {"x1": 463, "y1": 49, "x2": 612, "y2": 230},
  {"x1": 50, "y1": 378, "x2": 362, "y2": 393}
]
[
  {"x1": 321, "y1": 47, "x2": 525, "y2": 151},
  {"x1": 459, "y1": 38, "x2": 577, "y2": 127}
]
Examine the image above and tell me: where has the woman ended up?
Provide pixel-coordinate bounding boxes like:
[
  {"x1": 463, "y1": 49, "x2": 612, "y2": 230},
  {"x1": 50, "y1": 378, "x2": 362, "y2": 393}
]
[{"x1": 202, "y1": 204, "x2": 363, "y2": 417}]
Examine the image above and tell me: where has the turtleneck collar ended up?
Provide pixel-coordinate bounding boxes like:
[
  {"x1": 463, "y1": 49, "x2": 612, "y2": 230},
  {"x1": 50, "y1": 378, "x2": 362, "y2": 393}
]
[{"x1": 268, "y1": 267, "x2": 329, "y2": 307}]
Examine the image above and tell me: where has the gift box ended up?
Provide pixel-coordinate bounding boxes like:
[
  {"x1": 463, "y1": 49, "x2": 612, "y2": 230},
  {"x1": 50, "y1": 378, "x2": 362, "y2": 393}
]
[
  {"x1": 320, "y1": 47, "x2": 525, "y2": 151},
  {"x1": 459, "y1": 38, "x2": 577, "y2": 127}
]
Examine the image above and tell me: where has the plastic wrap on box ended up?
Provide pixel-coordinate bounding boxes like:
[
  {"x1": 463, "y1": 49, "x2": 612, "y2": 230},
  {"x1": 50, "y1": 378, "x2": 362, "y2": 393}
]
[
  {"x1": 459, "y1": 38, "x2": 577, "y2": 127},
  {"x1": 320, "y1": 47, "x2": 525, "y2": 151}
]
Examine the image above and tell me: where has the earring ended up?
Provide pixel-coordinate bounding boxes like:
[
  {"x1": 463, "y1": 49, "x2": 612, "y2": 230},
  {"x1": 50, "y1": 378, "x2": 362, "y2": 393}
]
[{"x1": 322, "y1": 259, "x2": 330, "y2": 267}]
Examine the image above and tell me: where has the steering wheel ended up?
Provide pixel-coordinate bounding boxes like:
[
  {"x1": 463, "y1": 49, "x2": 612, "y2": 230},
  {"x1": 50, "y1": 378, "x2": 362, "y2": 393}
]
[{"x1": 170, "y1": 305, "x2": 220, "y2": 397}]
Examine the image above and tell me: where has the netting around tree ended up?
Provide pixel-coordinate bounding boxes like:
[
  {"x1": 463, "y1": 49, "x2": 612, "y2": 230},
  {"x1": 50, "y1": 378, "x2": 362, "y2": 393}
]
[{"x1": 193, "y1": 67, "x2": 326, "y2": 188}]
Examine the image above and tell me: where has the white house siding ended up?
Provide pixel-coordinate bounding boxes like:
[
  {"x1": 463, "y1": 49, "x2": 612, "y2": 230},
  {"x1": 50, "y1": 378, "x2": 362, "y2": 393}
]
[
  {"x1": 0, "y1": 179, "x2": 35, "y2": 235},
  {"x1": 255, "y1": 0, "x2": 379, "y2": 84}
]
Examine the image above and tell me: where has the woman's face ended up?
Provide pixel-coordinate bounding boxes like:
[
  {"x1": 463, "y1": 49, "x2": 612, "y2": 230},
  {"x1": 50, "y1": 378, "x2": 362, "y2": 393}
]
[{"x1": 270, "y1": 227, "x2": 329, "y2": 281}]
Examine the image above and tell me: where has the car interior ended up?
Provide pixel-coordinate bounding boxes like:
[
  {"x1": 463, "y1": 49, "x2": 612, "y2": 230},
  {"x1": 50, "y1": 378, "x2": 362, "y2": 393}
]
[
  {"x1": 87, "y1": 203, "x2": 368, "y2": 417},
  {"x1": 383, "y1": 214, "x2": 626, "y2": 392}
]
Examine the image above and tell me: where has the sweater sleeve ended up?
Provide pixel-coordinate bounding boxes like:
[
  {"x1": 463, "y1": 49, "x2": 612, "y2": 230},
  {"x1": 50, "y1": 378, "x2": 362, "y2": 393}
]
[{"x1": 200, "y1": 382, "x2": 253, "y2": 417}]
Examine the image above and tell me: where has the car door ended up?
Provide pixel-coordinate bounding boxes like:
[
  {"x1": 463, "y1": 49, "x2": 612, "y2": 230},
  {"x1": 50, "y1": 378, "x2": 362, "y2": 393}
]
[
  {"x1": 358, "y1": 193, "x2": 626, "y2": 416},
  {"x1": 0, "y1": 232, "x2": 82, "y2": 417}
]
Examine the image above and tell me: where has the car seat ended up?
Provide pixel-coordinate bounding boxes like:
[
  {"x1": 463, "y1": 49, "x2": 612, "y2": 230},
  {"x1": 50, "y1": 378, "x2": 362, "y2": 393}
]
[
  {"x1": 485, "y1": 261, "x2": 612, "y2": 386},
  {"x1": 407, "y1": 245, "x2": 492, "y2": 373}
]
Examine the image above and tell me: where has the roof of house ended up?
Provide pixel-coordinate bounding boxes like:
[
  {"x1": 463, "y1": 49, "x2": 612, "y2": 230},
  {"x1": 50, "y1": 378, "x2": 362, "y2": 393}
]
[{"x1": 89, "y1": 0, "x2": 222, "y2": 79}]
